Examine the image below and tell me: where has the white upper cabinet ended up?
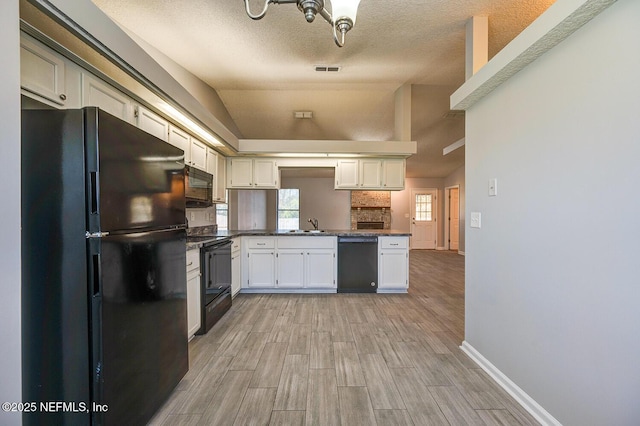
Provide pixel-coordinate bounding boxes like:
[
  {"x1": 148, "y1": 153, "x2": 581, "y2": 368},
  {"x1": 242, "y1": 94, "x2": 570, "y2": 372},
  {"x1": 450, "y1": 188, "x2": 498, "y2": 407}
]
[
  {"x1": 381, "y1": 159, "x2": 405, "y2": 190},
  {"x1": 335, "y1": 160, "x2": 359, "y2": 189},
  {"x1": 359, "y1": 159, "x2": 383, "y2": 188},
  {"x1": 82, "y1": 74, "x2": 133, "y2": 123},
  {"x1": 335, "y1": 159, "x2": 405, "y2": 190},
  {"x1": 228, "y1": 158, "x2": 253, "y2": 188},
  {"x1": 206, "y1": 147, "x2": 217, "y2": 175},
  {"x1": 135, "y1": 105, "x2": 168, "y2": 142},
  {"x1": 190, "y1": 138, "x2": 208, "y2": 171},
  {"x1": 168, "y1": 125, "x2": 191, "y2": 164},
  {"x1": 207, "y1": 149, "x2": 227, "y2": 203},
  {"x1": 227, "y1": 158, "x2": 278, "y2": 189},
  {"x1": 253, "y1": 159, "x2": 279, "y2": 188},
  {"x1": 20, "y1": 36, "x2": 68, "y2": 106},
  {"x1": 214, "y1": 154, "x2": 227, "y2": 203}
]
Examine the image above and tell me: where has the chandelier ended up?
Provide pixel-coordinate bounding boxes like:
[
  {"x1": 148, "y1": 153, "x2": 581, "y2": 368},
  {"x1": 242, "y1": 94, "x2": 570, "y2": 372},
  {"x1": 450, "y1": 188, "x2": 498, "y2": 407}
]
[{"x1": 244, "y1": 0, "x2": 361, "y2": 47}]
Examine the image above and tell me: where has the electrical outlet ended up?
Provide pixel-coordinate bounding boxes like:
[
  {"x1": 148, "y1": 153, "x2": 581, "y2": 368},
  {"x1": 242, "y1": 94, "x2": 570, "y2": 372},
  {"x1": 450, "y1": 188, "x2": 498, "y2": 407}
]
[
  {"x1": 470, "y1": 212, "x2": 481, "y2": 228},
  {"x1": 190, "y1": 212, "x2": 196, "y2": 221}
]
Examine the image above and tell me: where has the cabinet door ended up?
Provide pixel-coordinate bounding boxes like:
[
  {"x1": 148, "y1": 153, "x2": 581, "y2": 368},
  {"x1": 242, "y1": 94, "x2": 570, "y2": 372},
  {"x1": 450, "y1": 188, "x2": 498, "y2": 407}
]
[
  {"x1": 190, "y1": 138, "x2": 208, "y2": 171},
  {"x1": 168, "y1": 125, "x2": 191, "y2": 164},
  {"x1": 277, "y1": 250, "x2": 304, "y2": 288},
  {"x1": 248, "y1": 251, "x2": 275, "y2": 288},
  {"x1": 335, "y1": 160, "x2": 359, "y2": 189},
  {"x1": 231, "y1": 241, "x2": 241, "y2": 297},
  {"x1": 20, "y1": 36, "x2": 67, "y2": 106},
  {"x1": 186, "y1": 271, "x2": 201, "y2": 338},
  {"x1": 379, "y1": 250, "x2": 408, "y2": 289},
  {"x1": 359, "y1": 159, "x2": 382, "y2": 188},
  {"x1": 228, "y1": 158, "x2": 253, "y2": 188},
  {"x1": 306, "y1": 250, "x2": 336, "y2": 288},
  {"x1": 215, "y1": 154, "x2": 227, "y2": 202},
  {"x1": 253, "y1": 159, "x2": 278, "y2": 188},
  {"x1": 82, "y1": 74, "x2": 133, "y2": 122},
  {"x1": 206, "y1": 148, "x2": 218, "y2": 176},
  {"x1": 382, "y1": 159, "x2": 405, "y2": 190},
  {"x1": 135, "y1": 105, "x2": 168, "y2": 142}
]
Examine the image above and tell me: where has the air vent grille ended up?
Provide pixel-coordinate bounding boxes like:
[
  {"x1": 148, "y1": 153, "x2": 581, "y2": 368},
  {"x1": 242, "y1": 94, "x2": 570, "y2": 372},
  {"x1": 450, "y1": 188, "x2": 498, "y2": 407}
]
[{"x1": 315, "y1": 65, "x2": 341, "y2": 72}]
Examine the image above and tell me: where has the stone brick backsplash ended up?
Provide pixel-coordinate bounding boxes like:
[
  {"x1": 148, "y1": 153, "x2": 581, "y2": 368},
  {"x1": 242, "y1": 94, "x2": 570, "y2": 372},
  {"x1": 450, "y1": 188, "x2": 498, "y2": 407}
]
[
  {"x1": 350, "y1": 208, "x2": 391, "y2": 230},
  {"x1": 350, "y1": 191, "x2": 392, "y2": 229},
  {"x1": 351, "y1": 191, "x2": 391, "y2": 208}
]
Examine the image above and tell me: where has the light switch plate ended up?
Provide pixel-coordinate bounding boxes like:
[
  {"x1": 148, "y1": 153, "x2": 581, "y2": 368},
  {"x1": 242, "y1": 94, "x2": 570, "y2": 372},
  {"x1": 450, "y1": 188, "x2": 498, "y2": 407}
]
[
  {"x1": 489, "y1": 178, "x2": 497, "y2": 196},
  {"x1": 470, "y1": 212, "x2": 481, "y2": 228}
]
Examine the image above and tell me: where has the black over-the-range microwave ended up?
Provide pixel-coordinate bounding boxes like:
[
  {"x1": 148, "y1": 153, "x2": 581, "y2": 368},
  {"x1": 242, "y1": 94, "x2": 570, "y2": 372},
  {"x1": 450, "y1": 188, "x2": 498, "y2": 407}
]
[{"x1": 185, "y1": 165, "x2": 213, "y2": 207}]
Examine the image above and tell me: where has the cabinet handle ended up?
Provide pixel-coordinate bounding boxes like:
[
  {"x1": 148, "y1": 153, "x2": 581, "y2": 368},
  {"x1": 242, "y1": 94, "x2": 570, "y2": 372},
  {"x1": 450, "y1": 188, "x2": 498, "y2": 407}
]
[
  {"x1": 187, "y1": 261, "x2": 194, "y2": 266},
  {"x1": 59, "y1": 93, "x2": 67, "y2": 101}
]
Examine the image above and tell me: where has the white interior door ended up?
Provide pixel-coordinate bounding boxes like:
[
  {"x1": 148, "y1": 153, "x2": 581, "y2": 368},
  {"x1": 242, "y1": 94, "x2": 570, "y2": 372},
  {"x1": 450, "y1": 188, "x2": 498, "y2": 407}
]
[
  {"x1": 411, "y1": 189, "x2": 437, "y2": 249},
  {"x1": 449, "y1": 187, "x2": 459, "y2": 250}
]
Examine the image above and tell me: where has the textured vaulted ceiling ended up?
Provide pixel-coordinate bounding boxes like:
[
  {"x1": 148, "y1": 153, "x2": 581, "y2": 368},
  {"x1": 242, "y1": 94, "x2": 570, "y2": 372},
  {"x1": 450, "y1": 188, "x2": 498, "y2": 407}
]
[{"x1": 92, "y1": 0, "x2": 554, "y2": 178}]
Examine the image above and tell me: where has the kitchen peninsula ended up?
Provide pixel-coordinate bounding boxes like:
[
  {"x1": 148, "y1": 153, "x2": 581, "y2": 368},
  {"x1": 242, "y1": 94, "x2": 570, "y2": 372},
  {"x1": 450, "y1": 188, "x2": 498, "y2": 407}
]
[{"x1": 187, "y1": 229, "x2": 410, "y2": 294}]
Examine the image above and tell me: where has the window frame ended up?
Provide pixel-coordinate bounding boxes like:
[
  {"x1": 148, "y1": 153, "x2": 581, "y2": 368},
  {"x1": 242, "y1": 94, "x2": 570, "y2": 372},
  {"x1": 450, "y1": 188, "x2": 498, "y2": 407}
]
[{"x1": 277, "y1": 188, "x2": 300, "y2": 230}]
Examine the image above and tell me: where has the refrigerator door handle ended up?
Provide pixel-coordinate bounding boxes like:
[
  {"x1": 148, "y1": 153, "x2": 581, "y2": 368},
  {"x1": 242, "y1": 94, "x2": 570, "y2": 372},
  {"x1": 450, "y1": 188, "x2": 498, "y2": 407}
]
[{"x1": 86, "y1": 231, "x2": 110, "y2": 238}]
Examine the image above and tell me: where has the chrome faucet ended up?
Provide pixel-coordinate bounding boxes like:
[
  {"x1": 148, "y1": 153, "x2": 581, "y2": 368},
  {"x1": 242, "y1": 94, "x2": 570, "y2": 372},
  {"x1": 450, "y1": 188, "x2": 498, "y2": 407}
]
[{"x1": 308, "y1": 217, "x2": 319, "y2": 230}]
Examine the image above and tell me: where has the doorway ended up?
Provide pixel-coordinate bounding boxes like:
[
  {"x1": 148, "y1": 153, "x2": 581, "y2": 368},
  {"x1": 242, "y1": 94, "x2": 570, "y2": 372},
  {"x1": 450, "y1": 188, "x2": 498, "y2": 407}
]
[
  {"x1": 445, "y1": 186, "x2": 460, "y2": 251},
  {"x1": 410, "y1": 188, "x2": 437, "y2": 249}
]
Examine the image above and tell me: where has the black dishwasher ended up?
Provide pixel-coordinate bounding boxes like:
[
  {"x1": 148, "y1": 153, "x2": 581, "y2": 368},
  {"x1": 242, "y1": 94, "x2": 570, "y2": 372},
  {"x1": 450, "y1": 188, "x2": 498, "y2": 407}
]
[{"x1": 337, "y1": 236, "x2": 378, "y2": 293}]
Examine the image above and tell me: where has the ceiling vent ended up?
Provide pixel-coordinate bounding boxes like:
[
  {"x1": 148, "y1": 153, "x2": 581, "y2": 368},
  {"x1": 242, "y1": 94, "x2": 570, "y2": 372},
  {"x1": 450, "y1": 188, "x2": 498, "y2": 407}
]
[
  {"x1": 294, "y1": 111, "x2": 313, "y2": 119},
  {"x1": 315, "y1": 65, "x2": 341, "y2": 72}
]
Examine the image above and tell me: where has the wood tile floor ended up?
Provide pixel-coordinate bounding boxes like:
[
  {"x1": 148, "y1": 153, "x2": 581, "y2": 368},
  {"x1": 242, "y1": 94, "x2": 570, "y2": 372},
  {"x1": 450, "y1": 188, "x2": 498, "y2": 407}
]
[{"x1": 150, "y1": 250, "x2": 539, "y2": 425}]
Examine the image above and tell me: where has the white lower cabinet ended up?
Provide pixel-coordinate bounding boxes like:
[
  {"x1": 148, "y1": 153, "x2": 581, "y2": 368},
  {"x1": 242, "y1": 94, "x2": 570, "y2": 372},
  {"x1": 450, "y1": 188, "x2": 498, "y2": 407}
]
[
  {"x1": 246, "y1": 238, "x2": 276, "y2": 288},
  {"x1": 231, "y1": 238, "x2": 241, "y2": 297},
  {"x1": 186, "y1": 248, "x2": 201, "y2": 339},
  {"x1": 242, "y1": 236, "x2": 336, "y2": 291},
  {"x1": 378, "y1": 236, "x2": 409, "y2": 292},
  {"x1": 306, "y1": 250, "x2": 336, "y2": 288},
  {"x1": 247, "y1": 251, "x2": 276, "y2": 288},
  {"x1": 276, "y1": 250, "x2": 305, "y2": 288}
]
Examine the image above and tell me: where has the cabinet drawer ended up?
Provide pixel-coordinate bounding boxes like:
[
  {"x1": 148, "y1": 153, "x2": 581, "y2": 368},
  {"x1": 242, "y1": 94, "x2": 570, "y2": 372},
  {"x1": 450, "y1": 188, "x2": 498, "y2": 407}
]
[
  {"x1": 186, "y1": 249, "x2": 200, "y2": 272},
  {"x1": 379, "y1": 237, "x2": 408, "y2": 249},
  {"x1": 277, "y1": 236, "x2": 335, "y2": 249},
  {"x1": 231, "y1": 238, "x2": 241, "y2": 253},
  {"x1": 247, "y1": 238, "x2": 275, "y2": 249}
]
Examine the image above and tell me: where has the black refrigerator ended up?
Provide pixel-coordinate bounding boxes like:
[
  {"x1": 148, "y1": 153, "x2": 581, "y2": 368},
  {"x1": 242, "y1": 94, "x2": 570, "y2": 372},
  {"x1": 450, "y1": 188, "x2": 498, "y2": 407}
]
[{"x1": 21, "y1": 107, "x2": 189, "y2": 425}]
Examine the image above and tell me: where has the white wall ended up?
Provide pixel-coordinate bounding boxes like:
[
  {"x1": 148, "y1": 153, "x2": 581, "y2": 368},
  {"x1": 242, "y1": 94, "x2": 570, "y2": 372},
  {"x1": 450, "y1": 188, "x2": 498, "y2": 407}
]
[
  {"x1": 1, "y1": 1, "x2": 22, "y2": 425},
  {"x1": 464, "y1": 0, "x2": 640, "y2": 424},
  {"x1": 280, "y1": 177, "x2": 351, "y2": 230}
]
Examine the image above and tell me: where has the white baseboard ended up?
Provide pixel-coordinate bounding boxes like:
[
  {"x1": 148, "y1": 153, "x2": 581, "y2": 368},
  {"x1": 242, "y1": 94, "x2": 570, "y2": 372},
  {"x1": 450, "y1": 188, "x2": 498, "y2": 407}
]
[
  {"x1": 460, "y1": 341, "x2": 561, "y2": 426},
  {"x1": 458, "y1": 250, "x2": 465, "y2": 255},
  {"x1": 436, "y1": 246, "x2": 447, "y2": 251}
]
